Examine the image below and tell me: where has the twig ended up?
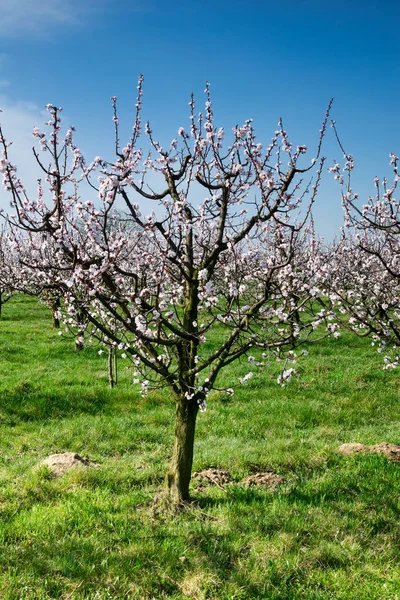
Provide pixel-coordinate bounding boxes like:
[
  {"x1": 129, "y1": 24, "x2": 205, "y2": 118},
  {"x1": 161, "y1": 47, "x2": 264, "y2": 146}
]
[
  {"x1": 11, "y1": 500, "x2": 24, "y2": 518},
  {"x1": 147, "y1": 560, "x2": 200, "y2": 600},
  {"x1": 64, "y1": 580, "x2": 84, "y2": 600},
  {"x1": 162, "y1": 572, "x2": 201, "y2": 600},
  {"x1": 205, "y1": 474, "x2": 234, "y2": 498}
]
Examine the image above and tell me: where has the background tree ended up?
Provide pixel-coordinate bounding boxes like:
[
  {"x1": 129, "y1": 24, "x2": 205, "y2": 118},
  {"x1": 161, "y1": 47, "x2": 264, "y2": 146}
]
[
  {"x1": 327, "y1": 128, "x2": 400, "y2": 369},
  {"x1": 0, "y1": 226, "x2": 57, "y2": 317},
  {"x1": 0, "y1": 226, "x2": 16, "y2": 315},
  {"x1": 321, "y1": 233, "x2": 400, "y2": 368}
]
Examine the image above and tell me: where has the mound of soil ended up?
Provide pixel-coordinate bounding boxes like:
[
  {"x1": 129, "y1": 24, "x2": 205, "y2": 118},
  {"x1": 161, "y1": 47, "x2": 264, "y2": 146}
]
[
  {"x1": 370, "y1": 442, "x2": 400, "y2": 462},
  {"x1": 39, "y1": 452, "x2": 100, "y2": 477},
  {"x1": 192, "y1": 469, "x2": 232, "y2": 486},
  {"x1": 338, "y1": 442, "x2": 400, "y2": 463},
  {"x1": 243, "y1": 471, "x2": 285, "y2": 488},
  {"x1": 337, "y1": 443, "x2": 368, "y2": 456}
]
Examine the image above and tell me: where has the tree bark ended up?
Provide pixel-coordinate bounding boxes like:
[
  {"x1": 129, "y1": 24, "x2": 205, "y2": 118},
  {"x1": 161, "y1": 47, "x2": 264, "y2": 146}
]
[
  {"x1": 108, "y1": 347, "x2": 115, "y2": 388},
  {"x1": 75, "y1": 309, "x2": 85, "y2": 350},
  {"x1": 166, "y1": 397, "x2": 199, "y2": 502},
  {"x1": 113, "y1": 348, "x2": 118, "y2": 385},
  {"x1": 75, "y1": 337, "x2": 84, "y2": 351},
  {"x1": 52, "y1": 297, "x2": 61, "y2": 329}
]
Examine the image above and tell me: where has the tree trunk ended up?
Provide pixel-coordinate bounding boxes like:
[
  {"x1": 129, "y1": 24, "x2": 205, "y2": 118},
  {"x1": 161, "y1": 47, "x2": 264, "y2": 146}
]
[
  {"x1": 113, "y1": 349, "x2": 118, "y2": 385},
  {"x1": 108, "y1": 347, "x2": 115, "y2": 388},
  {"x1": 166, "y1": 397, "x2": 199, "y2": 502},
  {"x1": 75, "y1": 337, "x2": 84, "y2": 351},
  {"x1": 75, "y1": 309, "x2": 86, "y2": 350},
  {"x1": 52, "y1": 297, "x2": 61, "y2": 329}
]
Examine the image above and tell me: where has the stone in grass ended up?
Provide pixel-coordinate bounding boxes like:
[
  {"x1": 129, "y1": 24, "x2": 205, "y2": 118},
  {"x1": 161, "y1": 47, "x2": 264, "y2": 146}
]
[
  {"x1": 192, "y1": 469, "x2": 232, "y2": 486},
  {"x1": 337, "y1": 442, "x2": 400, "y2": 463},
  {"x1": 39, "y1": 452, "x2": 100, "y2": 477},
  {"x1": 243, "y1": 471, "x2": 286, "y2": 489}
]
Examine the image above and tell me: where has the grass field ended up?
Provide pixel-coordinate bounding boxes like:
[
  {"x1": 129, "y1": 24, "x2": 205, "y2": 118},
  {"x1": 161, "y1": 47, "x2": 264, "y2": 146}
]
[{"x1": 1, "y1": 295, "x2": 400, "y2": 599}]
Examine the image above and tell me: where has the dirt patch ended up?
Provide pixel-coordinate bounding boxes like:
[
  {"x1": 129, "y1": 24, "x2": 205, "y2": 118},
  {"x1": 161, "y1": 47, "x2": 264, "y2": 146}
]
[
  {"x1": 243, "y1": 471, "x2": 286, "y2": 488},
  {"x1": 337, "y1": 443, "x2": 368, "y2": 456},
  {"x1": 192, "y1": 469, "x2": 232, "y2": 486},
  {"x1": 338, "y1": 442, "x2": 400, "y2": 463},
  {"x1": 38, "y1": 452, "x2": 101, "y2": 477},
  {"x1": 370, "y1": 442, "x2": 400, "y2": 463}
]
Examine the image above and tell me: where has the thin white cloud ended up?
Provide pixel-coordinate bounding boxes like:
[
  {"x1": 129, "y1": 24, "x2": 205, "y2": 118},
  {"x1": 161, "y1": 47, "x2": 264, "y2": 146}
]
[
  {"x1": 0, "y1": 98, "x2": 110, "y2": 212},
  {"x1": 0, "y1": 95, "x2": 157, "y2": 215},
  {"x1": 0, "y1": 0, "x2": 87, "y2": 37},
  {"x1": 0, "y1": 99, "x2": 47, "y2": 209},
  {"x1": 0, "y1": 1, "x2": 148, "y2": 38}
]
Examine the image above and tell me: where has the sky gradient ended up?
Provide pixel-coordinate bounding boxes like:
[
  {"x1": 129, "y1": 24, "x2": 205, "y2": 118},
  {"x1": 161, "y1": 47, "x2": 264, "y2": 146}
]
[{"x1": 0, "y1": 0, "x2": 399, "y2": 239}]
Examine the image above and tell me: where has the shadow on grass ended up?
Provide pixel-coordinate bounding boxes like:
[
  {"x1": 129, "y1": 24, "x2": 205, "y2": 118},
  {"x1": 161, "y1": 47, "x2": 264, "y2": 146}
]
[
  {"x1": 3, "y1": 467, "x2": 400, "y2": 599},
  {"x1": 0, "y1": 378, "x2": 173, "y2": 426},
  {"x1": 0, "y1": 387, "x2": 110, "y2": 424},
  {"x1": 0, "y1": 512, "x2": 305, "y2": 599}
]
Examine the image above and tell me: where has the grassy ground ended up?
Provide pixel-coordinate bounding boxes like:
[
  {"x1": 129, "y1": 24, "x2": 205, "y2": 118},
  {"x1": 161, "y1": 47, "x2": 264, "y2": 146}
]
[{"x1": 1, "y1": 295, "x2": 400, "y2": 599}]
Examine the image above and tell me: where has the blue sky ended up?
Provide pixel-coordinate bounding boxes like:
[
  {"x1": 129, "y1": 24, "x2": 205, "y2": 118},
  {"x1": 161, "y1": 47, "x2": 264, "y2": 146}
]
[{"x1": 0, "y1": 0, "x2": 399, "y2": 239}]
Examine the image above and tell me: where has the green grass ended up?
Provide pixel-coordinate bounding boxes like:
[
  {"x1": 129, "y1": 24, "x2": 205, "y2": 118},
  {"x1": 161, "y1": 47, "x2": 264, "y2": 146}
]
[{"x1": 1, "y1": 295, "x2": 400, "y2": 599}]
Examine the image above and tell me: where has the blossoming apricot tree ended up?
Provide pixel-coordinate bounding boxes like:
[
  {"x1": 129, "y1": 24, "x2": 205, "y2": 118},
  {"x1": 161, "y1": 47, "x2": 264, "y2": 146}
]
[
  {"x1": 0, "y1": 78, "x2": 332, "y2": 501},
  {"x1": 327, "y1": 126, "x2": 400, "y2": 369},
  {"x1": 0, "y1": 226, "x2": 16, "y2": 314}
]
